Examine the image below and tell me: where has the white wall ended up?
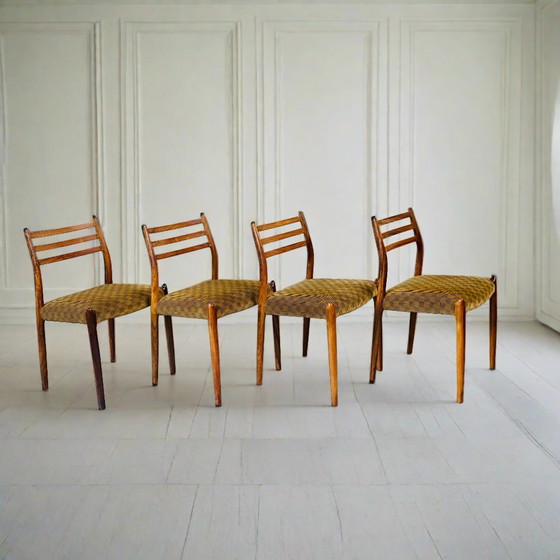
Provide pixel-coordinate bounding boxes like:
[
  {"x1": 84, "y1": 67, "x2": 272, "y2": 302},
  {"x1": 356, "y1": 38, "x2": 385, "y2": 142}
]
[
  {"x1": 0, "y1": 1, "x2": 536, "y2": 322},
  {"x1": 537, "y1": 0, "x2": 560, "y2": 331}
]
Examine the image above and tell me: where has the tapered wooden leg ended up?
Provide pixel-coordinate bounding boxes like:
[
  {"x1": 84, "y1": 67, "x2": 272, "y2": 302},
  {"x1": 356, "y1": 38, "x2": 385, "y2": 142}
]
[
  {"x1": 207, "y1": 304, "x2": 221, "y2": 407},
  {"x1": 270, "y1": 281, "x2": 281, "y2": 371},
  {"x1": 326, "y1": 303, "x2": 338, "y2": 407},
  {"x1": 150, "y1": 309, "x2": 159, "y2": 387},
  {"x1": 108, "y1": 318, "x2": 116, "y2": 362},
  {"x1": 161, "y1": 285, "x2": 176, "y2": 375},
  {"x1": 85, "y1": 309, "x2": 105, "y2": 410},
  {"x1": 256, "y1": 305, "x2": 266, "y2": 386},
  {"x1": 455, "y1": 299, "x2": 466, "y2": 404},
  {"x1": 303, "y1": 318, "x2": 310, "y2": 357},
  {"x1": 272, "y1": 315, "x2": 281, "y2": 371},
  {"x1": 406, "y1": 312, "x2": 417, "y2": 355},
  {"x1": 489, "y1": 275, "x2": 497, "y2": 370},
  {"x1": 370, "y1": 302, "x2": 383, "y2": 384},
  {"x1": 377, "y1": 315, "x2": 383, "y2": 372},
  {"x1": 36, "y1": 318, "x2": 49, "y2": 391}
]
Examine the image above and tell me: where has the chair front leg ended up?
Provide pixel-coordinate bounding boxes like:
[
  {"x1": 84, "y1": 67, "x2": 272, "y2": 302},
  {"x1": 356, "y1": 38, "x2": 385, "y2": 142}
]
[
  {"x1": 489, "y1": 275, "x2": 497, "y2": 370},
  {"x1": 406, "y1": 312, "x2": 418, "y2": 355},
  {"x1": 256, "y1": 305, "x2": 266, "y2": 386},
  {"x1": 37, "y1": 318, "x2": 49, "y2": 391},
  {"x1": 85, "y1": 308, "x2": 105, "y2": 410},
  {"x1": 108, "y1": 318, "x2": 116, "y2": 362},
  {"x1": 303, "y1": 318, "x2": 310, "y2": 357},
  {"x1": 161, "y1": 285, "x2": 176, "y2": 375},
  {"x1": 455, "y1": 299, "x2": 466, "y2": 404},
  {"x1": 207, "y1": 304, "x2": 222, "y2": 407},
  {"x1": 326, "y1": 303, "x2": 338, "y2": 407}
]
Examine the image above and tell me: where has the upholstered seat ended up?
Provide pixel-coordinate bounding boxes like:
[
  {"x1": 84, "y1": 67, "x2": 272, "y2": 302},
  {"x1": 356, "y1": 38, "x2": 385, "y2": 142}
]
[
  {"x1": 156, "y1": 279, "x2": 263, "y2": 319},
  {"x1": 42, "y1": 284, "x2": 152, "y2": 324},
  {"x1": 265, "y1": 278, "x2": 376, "y2": 319},
  {"x1": 384, "y1": 275, "x2": 496, "y2": 315}
]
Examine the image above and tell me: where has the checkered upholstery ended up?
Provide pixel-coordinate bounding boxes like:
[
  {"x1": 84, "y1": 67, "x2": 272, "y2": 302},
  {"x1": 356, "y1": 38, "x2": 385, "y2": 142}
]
[
  {"x1": 41, "y1": 283, "x2": 152, "y2": 324},
  {"x1": 264, "y1": 278, "x2": 377, "y2": 319},
  {"x1": 156, "y1": 279, "x2": 263, "y2": 319},
  {"x1": 383, "y1": 275, "x2": 495, "y2": 315}
]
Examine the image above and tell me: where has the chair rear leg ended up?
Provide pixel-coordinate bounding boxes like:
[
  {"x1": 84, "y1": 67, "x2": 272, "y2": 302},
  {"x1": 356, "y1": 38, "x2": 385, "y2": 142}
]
[
  {"x1": 489, "y1": 275, "x2": 497, "y2": 370},
  {"x1": 256, "y1": 306, "x2": 266, "y2": 386},
  {"x1": 151, "y1": 310, "x2": 159, "y2": 386},
  {"x1": 162, "y1": 285, "x2": 176, "y2": 375},
  {"x1": 108, "y1": 318, "x2": 116, "y2": 362},
  {"x1": 37, "y1": 318, "x2": 49, "y2": 391},
  {"x1": 455, "y1": 299, "x2": 466, "y2": 404},
  {"x1": 303, "y1": 318, "x2": 310, "y2": 357},
  {"x1": 326, "y1": 303, "x2": 338, "y2": 407},
  {"x1": 270, "y1": 281, "x2": 281, "y2": 370},
  {"x1": 370, "y1": 304, "x2": 383, "y2": 384},
  {"x1": 406, "y1": 312, "x2": 418, "y2": 355},
  {"x1": 85, "y1": 309, "x2": 106, "y2": 410},
  {"x1": 207, "y1": 304, "x2": 222, "y2": 407}
]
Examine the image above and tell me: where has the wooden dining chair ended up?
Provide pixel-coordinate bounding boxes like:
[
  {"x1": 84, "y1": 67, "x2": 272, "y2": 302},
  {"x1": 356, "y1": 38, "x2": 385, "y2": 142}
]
[
  {"x1": 23, "y1": 217, "x2": 153, "y2": 410},
  {"x1": 251, "y1": 211, "x2": 377, "y2": 406},
  {"x1": 370, "y1": 208, "x2": 497, "y2": 403},
  {"x1": 142, "y1": 213, "x2": 267, "y2": 407}
]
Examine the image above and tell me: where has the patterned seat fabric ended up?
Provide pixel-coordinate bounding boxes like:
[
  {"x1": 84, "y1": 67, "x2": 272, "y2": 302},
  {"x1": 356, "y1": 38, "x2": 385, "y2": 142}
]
[
  {"x1": 264, "y1": 278, "x2": 377, "y2": 319},
  {"x1": 156, "y1": 279, "x2": 263, "y2": 319},
  {"x1": 41, "y1": 283, "x2": 152, "y2": 324},
  {"x1": 384, "y1": 275, "x2": 495, "y2": 315}
]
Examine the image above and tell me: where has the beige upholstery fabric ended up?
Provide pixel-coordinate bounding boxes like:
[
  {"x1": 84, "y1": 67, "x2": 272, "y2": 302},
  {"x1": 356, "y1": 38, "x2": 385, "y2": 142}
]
[{"x1": 264, "y1": 278, "x2": 377, "y2": 319}]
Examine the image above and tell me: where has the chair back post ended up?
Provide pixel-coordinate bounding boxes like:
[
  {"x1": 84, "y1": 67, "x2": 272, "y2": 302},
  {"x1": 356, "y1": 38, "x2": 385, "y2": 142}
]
[
  {"x1": 371, "y1": 216, "x2": 389, "y2": 299},
  {"x1": 408, "y1": 208, "x2": 424, "y2": 277},
  {"x1": 298, "y1": 211, "x2": 314, "y2": 280},
  {"x1": 141, "y1": 224, "x2": 161, "y2": 309},
  {"x1": 200, "y1": 212, "x2": 219, "y2": 280},
  {"x1": 251, "y1": 221, "x2": 270, "y2": 306},
  {"x1": 23, "y1": 227, "x2": 46, "y2": 317},
  {"x1": 92, "y1": 216, "x2": 113, "y2": 284}
]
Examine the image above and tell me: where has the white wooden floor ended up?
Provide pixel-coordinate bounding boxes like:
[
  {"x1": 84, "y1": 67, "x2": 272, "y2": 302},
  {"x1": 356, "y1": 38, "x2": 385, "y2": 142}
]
[{"x1": 1, "y1": 317, "x2": 559, "y2": 559}]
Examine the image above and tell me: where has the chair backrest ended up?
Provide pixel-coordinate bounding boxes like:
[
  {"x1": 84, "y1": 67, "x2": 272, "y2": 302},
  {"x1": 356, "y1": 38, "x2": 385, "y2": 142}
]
[
  {"x1": 24, "y1": 216, "x2": 112, "y2": 310},
  {"x1": 142, "y1": 213, "x2": 218, "y2": 301},
  {"x1": 371, "y1": 208, "x2": 424, "y2": 297},
  {"x1": 251, "y1": 211, "x2": 314, "y2": 297}
]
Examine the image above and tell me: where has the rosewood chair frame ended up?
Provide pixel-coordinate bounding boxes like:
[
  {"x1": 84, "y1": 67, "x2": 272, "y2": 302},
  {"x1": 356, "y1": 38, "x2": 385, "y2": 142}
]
[
  {"x1": 143, "y1": 213, "x2": 268, "y2": 407},
  {"x1": 370, "y1": 208, "x2": 497, "y2": 403},
  {"x1": 252, "y1": 211, "x2": 376, "y2": 407},
  {"x1": 24, "y1": 216, "x2": 150, "y2": 410}
]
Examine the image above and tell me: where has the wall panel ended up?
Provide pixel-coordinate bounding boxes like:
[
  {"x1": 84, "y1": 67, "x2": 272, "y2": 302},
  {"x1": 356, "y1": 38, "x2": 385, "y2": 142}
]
[
  {"x1": 261, "y1": 20, "x2": 386, "y2": 287},
  {"x1": 0, "y1": 23, "x2": 100, "y2": 313},
  {"x1": 399, "y1": 19, "x2": 531, "y2": 315},
  {"x1": 123, "y1": 21, "x2": 240, "y2": 288}
]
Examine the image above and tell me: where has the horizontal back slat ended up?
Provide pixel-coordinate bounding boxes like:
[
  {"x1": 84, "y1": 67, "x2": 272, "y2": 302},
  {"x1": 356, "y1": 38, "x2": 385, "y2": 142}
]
[
  {"x1": 256, "y1": 216, "x2": 300, "y2": 232},
  {"x1": 385, "y1": 236, "x2": 417, "y2": 253},
  {"x1": 35, "y1": 233, "x2": 99, "y2": 252},
  {"x1": 156, "y1": 242, "x2": 210, "y2": 260},
  {"x1": 261, "y1": 228, "x2": 304, "y2": 245},
  {"x1": 29, "y1": 222, "x2": 93, "y2": 239},
  {"x1": 146, "y1": 218, "x2": 202, "y2": 235},
  {"x1": 381, "y1": 224, "x2": 415, "y2": 239},
  {"x1": 376, "y1": 211, "x2": 411, "y2": 227},
  {"x1": 151, "y1": 230, "x2": 205, "y2": 248},
  {"x1": 264, "y1": 240, "x2": 307, "y2": 259},
  {"x1": 38, "y1": 246, "x2": 102, "y2": 265}
]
